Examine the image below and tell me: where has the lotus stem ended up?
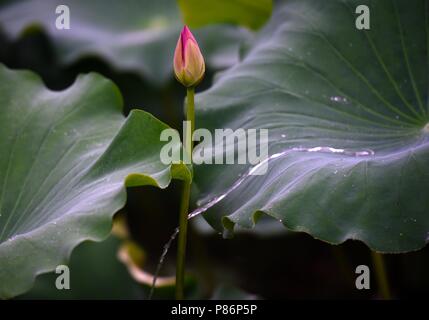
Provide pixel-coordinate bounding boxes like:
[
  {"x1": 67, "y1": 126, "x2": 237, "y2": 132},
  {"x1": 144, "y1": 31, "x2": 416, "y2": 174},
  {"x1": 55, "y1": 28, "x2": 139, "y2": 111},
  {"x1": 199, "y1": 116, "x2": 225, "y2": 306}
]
[
  {"x1": 371, "y1": 251, "x2": 392, "y2": 299},
  {"x1": 176, "y1": 86, "x2": 195, "y2": 299}
]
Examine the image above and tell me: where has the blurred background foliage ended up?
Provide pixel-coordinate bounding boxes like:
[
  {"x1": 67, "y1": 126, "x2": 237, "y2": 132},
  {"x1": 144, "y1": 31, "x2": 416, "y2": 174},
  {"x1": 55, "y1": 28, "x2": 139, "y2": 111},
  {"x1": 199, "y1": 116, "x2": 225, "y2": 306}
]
[{"x1": 1, "y1": 0, "x2": 428, "y2": 299}]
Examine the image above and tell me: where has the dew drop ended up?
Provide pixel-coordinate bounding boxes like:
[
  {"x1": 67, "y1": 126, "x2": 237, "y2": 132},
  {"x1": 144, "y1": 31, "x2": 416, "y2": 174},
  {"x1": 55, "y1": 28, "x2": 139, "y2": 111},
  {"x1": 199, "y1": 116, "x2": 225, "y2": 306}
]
[{"x1": 330, "y1": 96, "x2": 348, "y2": 103}]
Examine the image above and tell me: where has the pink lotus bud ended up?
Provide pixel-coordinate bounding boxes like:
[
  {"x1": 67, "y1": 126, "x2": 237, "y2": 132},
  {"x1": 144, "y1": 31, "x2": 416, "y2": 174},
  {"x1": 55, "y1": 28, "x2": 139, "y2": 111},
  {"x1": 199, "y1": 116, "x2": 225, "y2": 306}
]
[{"x1": 174, "y1": 26, "x2": 205, "y2": 87}]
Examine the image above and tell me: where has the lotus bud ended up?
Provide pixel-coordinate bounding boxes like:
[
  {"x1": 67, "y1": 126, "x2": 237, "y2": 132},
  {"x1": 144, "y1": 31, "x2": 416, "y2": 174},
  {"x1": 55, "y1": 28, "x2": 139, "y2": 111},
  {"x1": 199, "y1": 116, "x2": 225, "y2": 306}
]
[{"x1": 174, "y1": 26, "x2": 205, "y2": 87}]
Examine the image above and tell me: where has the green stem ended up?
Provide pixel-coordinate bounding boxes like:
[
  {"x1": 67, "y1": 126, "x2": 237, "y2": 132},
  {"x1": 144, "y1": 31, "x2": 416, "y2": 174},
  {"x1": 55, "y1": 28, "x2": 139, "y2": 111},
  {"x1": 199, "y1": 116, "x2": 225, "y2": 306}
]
[
  {"x1": 175, "y1": 87, "x2": 195, "y2": 300},
  {"x1": 371, "y1": 251, "x2": 392, "y2": 299}
]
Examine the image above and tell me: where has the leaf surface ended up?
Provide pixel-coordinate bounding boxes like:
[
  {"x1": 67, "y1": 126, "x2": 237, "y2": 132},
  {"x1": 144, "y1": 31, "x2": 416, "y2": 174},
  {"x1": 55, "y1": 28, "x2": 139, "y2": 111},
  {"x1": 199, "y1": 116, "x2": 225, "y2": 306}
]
[
  {"x1": 194, "y1": 0, "x2": 429, "y2": 252},
  {"x1": 0, "y1": 64, "x2": 190, "y2": 298}
]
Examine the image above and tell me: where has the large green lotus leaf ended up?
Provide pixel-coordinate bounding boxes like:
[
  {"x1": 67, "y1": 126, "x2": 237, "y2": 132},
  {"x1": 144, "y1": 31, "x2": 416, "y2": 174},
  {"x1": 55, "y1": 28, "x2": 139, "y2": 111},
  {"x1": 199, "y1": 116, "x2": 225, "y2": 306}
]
[
  {"x1": 193, "y1": 0, "x2": 429, "y2": 252},
  {"x1": 19, "y1": 236, "x2": 142, "y2": 299},
  {"x1": 0, "y1": 0, "x2": 252, "y2": 86},
  {"x1": 0, "y1": 64, "x2": 190, "y2": 299},
  {"x1": 177, "y1": 0, "x2": 272, "y2": 31}
]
